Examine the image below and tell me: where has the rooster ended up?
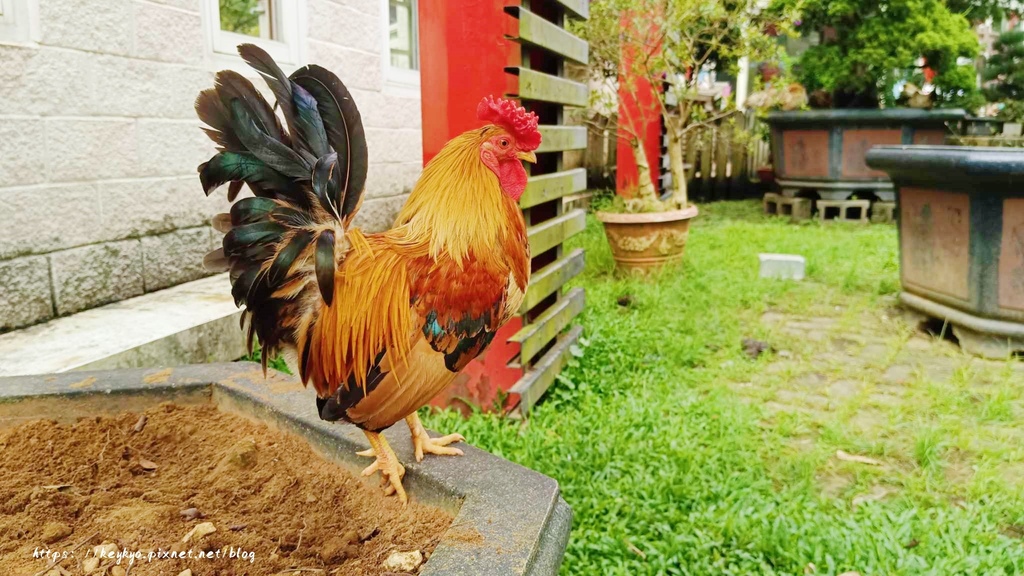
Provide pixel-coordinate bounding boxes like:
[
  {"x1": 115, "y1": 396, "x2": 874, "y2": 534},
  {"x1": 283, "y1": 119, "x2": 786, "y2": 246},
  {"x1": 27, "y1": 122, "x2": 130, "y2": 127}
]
[{"x1": 196, "y1": 45, "x2": 539, "y2": 502}]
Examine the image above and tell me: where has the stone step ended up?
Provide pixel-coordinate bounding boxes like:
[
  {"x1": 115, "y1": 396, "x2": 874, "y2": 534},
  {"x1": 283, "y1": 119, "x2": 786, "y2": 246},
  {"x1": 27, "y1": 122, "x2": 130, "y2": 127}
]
[{"x1": 0, "y1": 274, "x2": 246, "y2": 377}]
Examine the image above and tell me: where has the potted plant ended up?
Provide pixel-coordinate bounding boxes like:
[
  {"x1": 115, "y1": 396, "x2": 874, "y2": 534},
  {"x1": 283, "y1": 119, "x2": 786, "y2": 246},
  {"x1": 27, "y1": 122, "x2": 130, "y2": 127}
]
[
  {"x1": 578, "y1": 0, "x2": 797, "y2": 274},
  {"x1": 765, "y1": 0, "x2": 979, "y2": 202}
]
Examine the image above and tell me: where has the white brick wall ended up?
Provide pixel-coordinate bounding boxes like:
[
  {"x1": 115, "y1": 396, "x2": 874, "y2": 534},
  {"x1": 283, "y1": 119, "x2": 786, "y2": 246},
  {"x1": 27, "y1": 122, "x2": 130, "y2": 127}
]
[{"x1": 0, "y1": 0, "x2": 422, "y2": 331}]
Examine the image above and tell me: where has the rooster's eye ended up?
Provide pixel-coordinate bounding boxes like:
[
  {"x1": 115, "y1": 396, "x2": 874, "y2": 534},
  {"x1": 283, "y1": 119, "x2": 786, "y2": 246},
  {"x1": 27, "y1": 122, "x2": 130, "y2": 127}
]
[{"x1": 499, "y1": 138, "x2": 510, "y2": 148}]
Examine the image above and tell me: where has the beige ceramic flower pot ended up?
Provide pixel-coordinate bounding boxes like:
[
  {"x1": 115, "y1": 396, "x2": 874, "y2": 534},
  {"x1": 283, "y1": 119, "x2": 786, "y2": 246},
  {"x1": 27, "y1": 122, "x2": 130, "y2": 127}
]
[{"x1": 595, "y1": 205, "x2": 699, "y2": 274}]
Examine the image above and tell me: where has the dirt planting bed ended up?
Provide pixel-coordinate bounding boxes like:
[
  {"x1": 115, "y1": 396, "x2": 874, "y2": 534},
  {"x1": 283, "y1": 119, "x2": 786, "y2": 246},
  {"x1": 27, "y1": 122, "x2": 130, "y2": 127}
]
[{"x1": 0, "y1": 402, "x2": 453, "y2": 575}]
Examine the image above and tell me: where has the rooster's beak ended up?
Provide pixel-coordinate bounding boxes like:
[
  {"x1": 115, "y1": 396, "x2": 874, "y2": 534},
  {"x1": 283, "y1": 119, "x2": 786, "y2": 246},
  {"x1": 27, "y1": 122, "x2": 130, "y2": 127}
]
[{"x1": 517, "y1": 150, "x2": 537, "y2": 164}]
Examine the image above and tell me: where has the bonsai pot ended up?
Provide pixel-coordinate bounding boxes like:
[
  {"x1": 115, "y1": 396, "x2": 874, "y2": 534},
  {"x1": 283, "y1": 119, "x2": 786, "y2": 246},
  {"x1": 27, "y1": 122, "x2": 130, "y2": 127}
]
[
  {"x1": 0, "y1": 363, "x2": 572, "y2": 575},
  {"x1": 596, "y1": 205, "x2": 699, "y2": 274},
  {"x1": 866, "y1": 146, "x2": 1024, "y2": 358},
  {"x1": 766, "y1": 109, "x2": 966, "y2": 201}
]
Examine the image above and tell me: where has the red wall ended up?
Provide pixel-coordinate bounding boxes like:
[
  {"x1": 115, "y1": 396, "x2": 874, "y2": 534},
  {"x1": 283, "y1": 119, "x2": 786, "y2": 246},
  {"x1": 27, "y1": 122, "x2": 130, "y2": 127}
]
[
  {"x1": 418, "y1": 0, "x2": 525, "y2": 412},
  {"x1": 418, "y1": 0, "x2": 521, "y2": 165}
]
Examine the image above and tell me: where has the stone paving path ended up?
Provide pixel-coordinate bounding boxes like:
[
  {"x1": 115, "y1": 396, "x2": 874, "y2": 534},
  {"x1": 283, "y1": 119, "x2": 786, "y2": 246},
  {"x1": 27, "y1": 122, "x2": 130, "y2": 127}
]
[{"x1": 731, "y1": 298, "x2": 1024, "y2": 500}]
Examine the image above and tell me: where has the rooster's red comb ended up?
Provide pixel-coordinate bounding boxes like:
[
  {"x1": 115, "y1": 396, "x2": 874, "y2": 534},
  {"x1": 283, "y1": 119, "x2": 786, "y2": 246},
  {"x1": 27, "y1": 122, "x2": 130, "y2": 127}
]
[{"x1": 477, "y1": 96, "x2": 542, "y2": 151}]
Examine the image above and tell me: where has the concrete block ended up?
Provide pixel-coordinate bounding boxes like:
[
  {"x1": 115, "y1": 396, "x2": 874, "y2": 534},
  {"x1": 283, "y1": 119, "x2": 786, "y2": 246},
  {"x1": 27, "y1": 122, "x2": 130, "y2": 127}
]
[
  {"x1": 135, "y1": 120, "x2": 215, "y2": 177},
  {"x1": 0, "y1": 119, "x2": 47, "y2": 186},
  {"x1": 147, "y1": 0, "x2": 201, "y2": 11},
  {"x1": 44, "y1": 118, "x2": 139, "y2": 182},
  {"x1": 352, "y1": 194, "x2": 408, "y2": 232},
  {"x1": 308, "y1": 0, "x2": 380, "y2": 53},
  {"x1": 132, "y1": 2, "x2": 204, "y2": 64},
  {"x1": 351, "y1": 87, "x2": 423, "y2": 129},
  {"x1": 39, "y1": 0, "x2": 133, "y2": 55},
  {"x1": 759, "y1": 253, "x2": 806, "y2": 281},
  {"x1": 364, "y1": 162, "x2": 421, "y2": 199},
  {"x1": 366, "y1": 127, "x2": 423, "y2": 164},
  {"x1": 51, "y1": 240, "x2": 144, "y2": 315},
  {"x1": 764, "y1": 194, "x2": 812, "y2": 222},
  {"x1": 327, "y1": 0, "x2": 379, "y2": 16},
  {"x1": 0, "y1": 183, "x2": 105, "y2": 259},
  {"x1": 0, "y1": 275, "x2": 245, "y2": 376},
  {"x1": 96, "y1": 55, "x2": 214, "y2": 118},
  {"x1": 0, "y1": 45, "x2": 101, "y2": 117},
  {"x1": 0, "y1": 256, "x2": 53, "y2": 331},
  {"x1": 817, "y1": 199, "x2": 871, "y2": 224},
  {"x1": 142, "y1": 227, "x2": 213, "y2": 291},
  {"x1": 102, "y1": 177, "x2": 230, "y2": 240},
  {"x1": 307, "y1": 39, "x2": 383, "y2": 92},
  {"x1": 871, "y1": 201, "x2": 897, "y2": 224}
]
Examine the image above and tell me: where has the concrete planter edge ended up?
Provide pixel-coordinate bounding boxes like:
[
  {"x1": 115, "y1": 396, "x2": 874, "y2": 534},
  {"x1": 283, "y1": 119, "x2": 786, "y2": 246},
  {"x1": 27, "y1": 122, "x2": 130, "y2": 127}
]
[{"x1": 0, "y1": 362, "x2": 573, "y2": 576}]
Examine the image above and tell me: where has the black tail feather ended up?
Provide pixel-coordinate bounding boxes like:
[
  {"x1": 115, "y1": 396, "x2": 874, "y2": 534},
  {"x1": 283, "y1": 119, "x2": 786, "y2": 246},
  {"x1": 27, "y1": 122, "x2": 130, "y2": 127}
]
[{"x1": 195, "y1": 43, "x2": 369, "y2": 372}]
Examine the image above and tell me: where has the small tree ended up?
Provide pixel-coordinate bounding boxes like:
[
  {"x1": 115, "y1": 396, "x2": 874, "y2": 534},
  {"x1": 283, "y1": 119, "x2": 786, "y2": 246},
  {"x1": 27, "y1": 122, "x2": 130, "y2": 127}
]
[
  {"x1": 984, "y1": 29, "x2": 1024, "y2": 121},
  {"x1": 578, "y1": 0, "x2": 797, "y2": 212},
  {"x1": 793, "y1": 0, "x2": 982, "y2": 109}
]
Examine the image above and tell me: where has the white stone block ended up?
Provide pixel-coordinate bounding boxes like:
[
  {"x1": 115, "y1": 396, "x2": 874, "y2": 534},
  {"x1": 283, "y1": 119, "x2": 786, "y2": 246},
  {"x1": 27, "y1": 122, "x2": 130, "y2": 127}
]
[
  {"x1": 0, "y1": 45, "x2": 99, "y2": 117},
  {"x1": 135, "y1": 120, "x2": 215, "y2": 177},
  {"x1": 133, "y1": 2, "x2": 204, "y2": 64},
  {"x1": 0, "y1": 183, "x2": 105, "y2": 259},
  {"x1": 39, "y1": 0, "x2": 133, "y2": 55},
  {"x1": 51, "y1": 240, "x2": 144, "y2": 315},
  {"x1": 307, "y1": 40, "x2": 383, "y2": 91},
  {"x1": 102, "y1": 177, "x2": 228, "y2": 240},
  {"x1": 308, "y1": 0, "x2": 380, "y2": 53},
  {"x1": 0, "y1": 256, "x2": 53, "y2": 330},
  {"x1": 352, "y1": 194, "x2": 408, "y2": 232},
  {"x1": 353, "y1": 88, "x2": 423, "y2": 129},
  {"x1": 97, "y1": 56, "x2": 214, "y2": 118},
  {"x1": 142, "y1": 227, "x2": 213, "y2": 291},
  {"x1": 147, "y1": 0, "x2": 201, "y2": 11},
  {"x1": 364, "y1": 162, "x2": 421, "y2": 199},
  {"x1": 44, "y1": 118, "x2": 139, "y2": 182},
  {"x1": 759, "y1": 253, "x2": 805, "y2": 281},
  {"x1": 0, "y1": 119, "x2": 47, "y2": 187},
  {"x1": 366, "y1": 127, "x2": 422, "y2": 164}
]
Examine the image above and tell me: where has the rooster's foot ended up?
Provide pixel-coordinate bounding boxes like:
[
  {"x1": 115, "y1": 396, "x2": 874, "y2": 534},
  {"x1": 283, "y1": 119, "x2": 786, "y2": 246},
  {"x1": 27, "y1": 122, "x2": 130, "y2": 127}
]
[
  {"x1": 358, "y1": 431, "x2": 407, "y2": 504},
  {"x1": 406, "y1": 413, "x2": 465, "y2": 463}
]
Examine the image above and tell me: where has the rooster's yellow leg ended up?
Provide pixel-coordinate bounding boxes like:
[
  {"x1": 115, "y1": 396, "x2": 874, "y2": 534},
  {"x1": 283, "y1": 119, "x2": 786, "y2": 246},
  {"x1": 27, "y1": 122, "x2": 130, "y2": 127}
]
[
  {"x1": 358, "y1": 431, "x2": 407, "y2": 504},
  {"x1": 405, "y1": 412, "x2": 465, "y2": 463}
]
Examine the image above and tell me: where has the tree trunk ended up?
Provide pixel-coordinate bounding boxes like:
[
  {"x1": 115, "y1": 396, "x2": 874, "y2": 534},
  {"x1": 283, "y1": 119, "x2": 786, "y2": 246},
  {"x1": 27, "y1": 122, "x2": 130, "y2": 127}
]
[
  {"x1": 630, "y1": 137, "x2": 658, "y2": 201},
  {"x1": 666, "y1": 116, "x2": 688, "y2": 207}
]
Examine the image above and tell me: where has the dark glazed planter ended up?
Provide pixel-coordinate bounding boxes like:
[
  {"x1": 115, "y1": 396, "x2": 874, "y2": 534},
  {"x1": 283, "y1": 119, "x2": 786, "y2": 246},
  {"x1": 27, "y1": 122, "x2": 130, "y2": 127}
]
[
  {"x1": 0, "y1": 363, "x2": 573, "y2": 575},
  {"x1": 866, "y1": 146, "x2": 1024, "y2": 358},
  {"x1": 766, "y1": 109, "x2": 966, "y2": 201}
]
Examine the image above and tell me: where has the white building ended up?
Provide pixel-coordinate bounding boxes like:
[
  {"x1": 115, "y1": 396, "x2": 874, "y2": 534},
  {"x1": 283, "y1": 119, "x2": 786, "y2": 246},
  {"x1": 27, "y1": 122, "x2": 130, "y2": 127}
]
[{"x1": 0, "y1": 0, "x2": 424, "y2": 333}]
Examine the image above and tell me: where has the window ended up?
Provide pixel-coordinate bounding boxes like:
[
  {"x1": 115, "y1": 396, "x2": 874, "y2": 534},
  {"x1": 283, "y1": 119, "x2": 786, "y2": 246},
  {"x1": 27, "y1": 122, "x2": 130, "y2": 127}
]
[
  {"x1": 205, "y1": 0, "x2": 304, "y2": 66},
  {"x1": 382, "y1": 0, "x2": 420, "y2": 93},
  {"x1": 388, "y1": 0, "x2": 417, "y2": 70},
  {"x1": 0, "y1": 0, "x2": 34, "y2": 44}
]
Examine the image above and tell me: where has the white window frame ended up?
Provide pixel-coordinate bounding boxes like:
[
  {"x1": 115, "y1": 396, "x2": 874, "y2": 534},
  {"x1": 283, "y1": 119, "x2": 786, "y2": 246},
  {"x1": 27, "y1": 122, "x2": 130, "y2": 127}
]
[
  {"x1": 203, "y1": 0, "x2": 305, "y2": 67},
  {"x1": 0, "y1": 0, "x2": 38, "y2": 45},
  {"x1": 381, "y1": 0, "x2": 420, "y2": 97}
]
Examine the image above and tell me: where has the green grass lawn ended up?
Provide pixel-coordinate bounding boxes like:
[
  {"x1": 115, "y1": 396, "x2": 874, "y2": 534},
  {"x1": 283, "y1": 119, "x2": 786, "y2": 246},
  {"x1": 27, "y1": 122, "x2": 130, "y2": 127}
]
[{"x1": 419, "y1": 200, "x2": 1024, "y2": 575}]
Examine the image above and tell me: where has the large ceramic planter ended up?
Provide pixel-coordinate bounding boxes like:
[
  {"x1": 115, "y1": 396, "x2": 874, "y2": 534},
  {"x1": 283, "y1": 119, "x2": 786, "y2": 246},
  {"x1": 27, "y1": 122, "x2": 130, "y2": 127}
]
[
  {"x1": 596, "y1": 205, "x2": 699, "y2": 274},
  {"x1": 766, "y1": 109, "x2": 966, "y2": 201},
  {"x1": 0, "y1": 363, "x2": 572, "y2": 575},
  {"x1": 866, "y1": 146, "x2": 1024, "y2": 358}
]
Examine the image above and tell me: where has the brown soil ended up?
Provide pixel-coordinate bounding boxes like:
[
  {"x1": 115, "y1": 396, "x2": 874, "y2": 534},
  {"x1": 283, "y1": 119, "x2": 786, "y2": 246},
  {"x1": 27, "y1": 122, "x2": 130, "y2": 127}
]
[{"x1": 0, "y1": 403, "x2": 453, "y2": 575}]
